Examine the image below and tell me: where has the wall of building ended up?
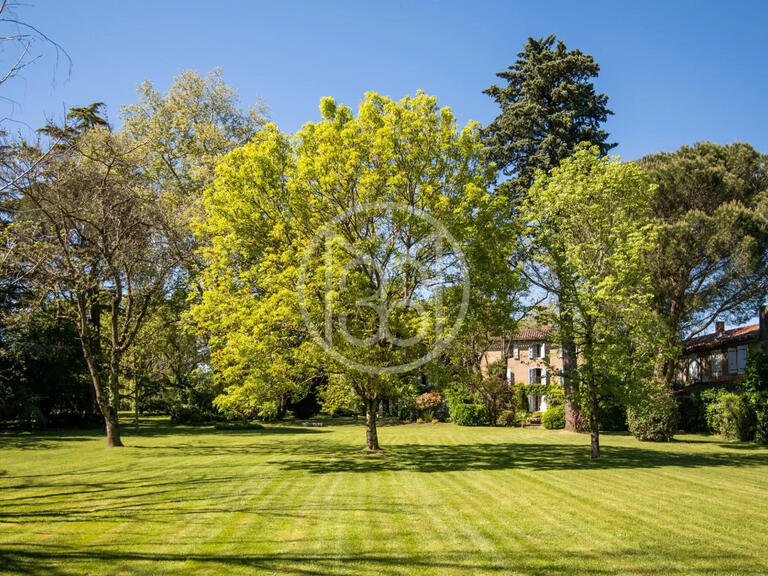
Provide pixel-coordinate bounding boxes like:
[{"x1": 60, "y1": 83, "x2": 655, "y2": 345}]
[{"x1": 482, "y1": 342, "x2": 564, "y2": 412}]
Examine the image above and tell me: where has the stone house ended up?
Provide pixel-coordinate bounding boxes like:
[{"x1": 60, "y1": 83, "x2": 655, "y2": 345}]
[
  {"x1": 678, "y1": 306, "x2": 768, "y2": 390},
  {"x1": 482, "y1": 326, "x2": 563, "y2": 412}
]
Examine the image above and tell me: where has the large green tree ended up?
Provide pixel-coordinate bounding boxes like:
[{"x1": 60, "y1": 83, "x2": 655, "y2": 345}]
[
  {"x1": 520, "y1": 146, "x2": 660, "y2": 458},
  {"x1": 2, "y1": 112, "x2": 180, "y2": 446},
  {"x1": 640, "y1": 142, "x2": 768, "y2": 385},
  {"x1": 484, "y1": 34, "x2": 615, "y2": 431},
  {"x1": 195, "y1": 91, "x2": 496, "y2": 450}
]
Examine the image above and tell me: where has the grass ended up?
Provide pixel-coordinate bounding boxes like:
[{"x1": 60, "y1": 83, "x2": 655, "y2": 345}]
[{"x1": 1, "y1": 419, "x2": 768, "y2": 575}]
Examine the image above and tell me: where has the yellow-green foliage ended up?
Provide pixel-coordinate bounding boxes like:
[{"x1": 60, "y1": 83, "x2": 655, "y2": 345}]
[{"x1": 193, "y1": 91, "x2": 494, "y2": 432}]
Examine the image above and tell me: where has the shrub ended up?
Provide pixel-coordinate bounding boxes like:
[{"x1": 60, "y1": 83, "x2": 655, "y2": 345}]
[
  {"x1": 497, "y1": 409, "x2": 518, "y2": 427},
  {"x1": 706, "y1": 393, "x2": 755, "y2": 441},
  {"x1": 214, "y1": 421, "x2": 264, "y2": 430},
  {"x1": 416, "y1": 390, "x2": 443, "y2": 410},
  {"x1": 599, "y1": 404, "x2": 628, "y2": 431},
  {"x1": 257, "y1": 400, "x2": 281, "y2": 423},
  {"x1": 676, "y1": 391, "x2": 710, "y2": 433},
  {"x1": 415, "y1": 390, "x2": 444, "y2": 421},
  {"x1": 449, "y1": 403, "x2": 489, "y2": 426},
  {"x1": 755, "y1": 406, "x2": 768, "y2": 445},
  {"x1": 395, "y1": 396, "x2": 418, "y2": 422},
  {"x1": 169, "y1": 404, "x2": 207, "y2": 425},
  {"x1": 541, "y1": 405, "x2": 565, "y2": 429},
  {"x1": 627, "y1": 386, "x2": 678, "y2": 441}
]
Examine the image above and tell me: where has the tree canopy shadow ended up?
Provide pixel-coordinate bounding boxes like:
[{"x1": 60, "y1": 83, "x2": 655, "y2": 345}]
[
  {"x1": 0, "y1": 422, "x2": 328, "y2": 450},
  {"x1": 273, "y1": 441, "x2": 768, "y2": 474},
  {"x1": 1, "y1": 544, "x2": 765, "y2": 576}
]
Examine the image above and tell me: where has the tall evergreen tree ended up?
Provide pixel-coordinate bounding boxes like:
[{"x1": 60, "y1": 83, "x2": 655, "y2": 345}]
[
  {"x1": 484, "y1": 34, "x2": 615, "y2": 197},
  {"x1": 485, "y1": 35, "x2": 615, "y2": 431}
]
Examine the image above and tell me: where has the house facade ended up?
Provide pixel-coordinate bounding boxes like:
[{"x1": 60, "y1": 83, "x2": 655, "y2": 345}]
[
  {"x1": 678, "y1": 306, "x2": 768, "y2": 390},
  {"x1": 482, "y1": 327, "x2": 563, "y2": 412}
]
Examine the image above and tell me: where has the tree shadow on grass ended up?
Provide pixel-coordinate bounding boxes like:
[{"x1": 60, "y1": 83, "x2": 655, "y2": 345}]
[
  {"x1": 0, "y1": 422, "x2": 328, "y2": 450},
  {"x1": 1, "y1": 544, "x2": 765, "y2": 576},
  {"x1": 273, "y1": 441, "x2": 768, "y2": 474}
]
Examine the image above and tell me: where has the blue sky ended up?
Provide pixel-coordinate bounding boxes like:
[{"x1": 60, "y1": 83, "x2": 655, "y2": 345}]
[{"x1": 2, "y1": 0, "x2": 767, "y2": 162}]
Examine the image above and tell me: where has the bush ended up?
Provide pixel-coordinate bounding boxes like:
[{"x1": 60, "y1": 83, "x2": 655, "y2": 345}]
[
  {"x1": 415, "y1": 390, "x2": 444, "y2": 421},
  {"x1": 599, "y1": 404, "x2": 628, "y2": 431},
  {"x1": 497, "y1": 409, "x2": 518, "y2": 427},
  {"x1": 169, "y1": 404, "x2": 207, "y2": 425},
  {"x1": 755, "y1": 406, "x2": 768, "y2": 445},
  {"x1": 214, "y1": 421, "x2": 264, "y2": 430},
  {"x1": 257, "y1": 400, "x2": 281, "y2": 423},
  {"x1": 706, "y1": 393, "x2": 755, "y2": 441},
  {"x1": 541, "y1": 405, "x2": 565, "y2": 429},
  {"x1": 395, "y1": 396, "x2": 417, "y2": 422},
  {"x1": 449, "y1": 403, "x2": 489, "y2": 426},
  {"x1": 676, "y1": 391, "x2": 710, "y2": 433},
  {"x1": 627, "y1": 386, "x2": 678, "y2": 441}
]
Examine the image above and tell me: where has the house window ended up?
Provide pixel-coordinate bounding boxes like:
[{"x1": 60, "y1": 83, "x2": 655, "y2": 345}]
[
  {"x1": 529, "y1": 343, "x2": 544, "y2": 359},
  {"x1": 528, "y1": 395, "x2": 542, "y2": 412},
  {"x1": 528, "y1": 368, "x2": 542, "y2": 384},
  {"x1": 688, "y1": 357, "x2": 701, "y2": 382},
  {"x1": 737, "y1": 345, "x2": 747, "y2": 374},
  {"x1": 710, "y1": 352, "x2": 723, "y2": 379}
]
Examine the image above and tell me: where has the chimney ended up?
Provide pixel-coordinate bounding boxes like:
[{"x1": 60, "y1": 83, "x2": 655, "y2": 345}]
[
  {"x1": 715, "y1": 321, "x2": 725, "y2": 336},
  {"x1": 761, "y1": 305, "x2": 768, "y2": 341}
]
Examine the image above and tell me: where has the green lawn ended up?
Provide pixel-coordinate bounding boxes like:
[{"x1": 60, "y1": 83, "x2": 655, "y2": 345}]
[{"x1": 1, "y1": 420, "x2": 767, "y2": 575}]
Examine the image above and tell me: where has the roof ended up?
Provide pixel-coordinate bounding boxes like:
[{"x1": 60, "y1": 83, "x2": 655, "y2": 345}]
[
  {"x1": 513, "y1": 326, "x2": 555, "y2": 341},
  {"x1": 684, "y1": 324, "x2": 760, "y2": 353},
  {"x1": 486, "y1": 326, "x2": 555, "y2": 351}
]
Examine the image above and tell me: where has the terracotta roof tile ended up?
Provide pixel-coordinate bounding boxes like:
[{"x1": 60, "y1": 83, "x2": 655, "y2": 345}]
[
  {"x1": 513, "y1": 326, "x2": 555, "y2": 341},
  {"x1": 684, "y1": 324, "x2": 760, "y2": 352}
]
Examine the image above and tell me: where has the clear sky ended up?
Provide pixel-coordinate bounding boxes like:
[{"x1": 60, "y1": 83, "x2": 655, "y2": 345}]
[{"x1": 2, "y1": 0, "x2": 767, "y2": 162}]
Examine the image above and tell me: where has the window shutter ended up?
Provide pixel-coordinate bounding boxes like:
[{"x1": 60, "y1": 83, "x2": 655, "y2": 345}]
[
  {"x1": 506, "y1": 367, "x2": 512, "y2": 383},
  {"x1": 728, "y1": 348, "x2": 737, "y2": 374},
  {"x1": 528, "y1": 368, "x2": 534, "y2": 384},
  {"x1": 738, "y1": 346, "x2": 748, "y2": 374},
  {"x1": 529, "y1": 344, "x2": 535, "y2": 359},
  {"x1": 542, "y1": 367, "x2": 547, "y2": 385},
  {"x1": 513, "y1": 344, "x2": 519, "y2": 360},
  {"x1": 541, "y1": 343, "x2": 546, "y2": 357}
]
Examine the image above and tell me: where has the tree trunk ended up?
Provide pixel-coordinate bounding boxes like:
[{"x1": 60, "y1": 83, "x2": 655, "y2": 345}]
[
  {"x1": 589, "y1": 388, "x2": 599, "y2": 459},
  {"x1": 76, "y1": 295, "x2": 124, "y2": 447},
  {"x1": 365, "y1": 400, "x2": 380, "y2": 451},
  {"x1": 134, "y1": 384, "x2": 140, "y2": 433},
  {"x1": 104, "y1": 406, "x2": 124, "y2": 447},
  {"x1": 560, "y1": 307, "x2": 580, "y2": 432},
  {"x1": 565, "y1": 398, "x2": 579, "y2": 432}
]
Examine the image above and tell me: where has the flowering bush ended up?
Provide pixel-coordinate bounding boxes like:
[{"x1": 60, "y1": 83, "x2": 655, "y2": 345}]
[
  {"x1": 415, "y1": 391, "x2": 443, "y2": 410},
  {"x1": 415, "y1": 390, "x2": 444, "y2": 422}
]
